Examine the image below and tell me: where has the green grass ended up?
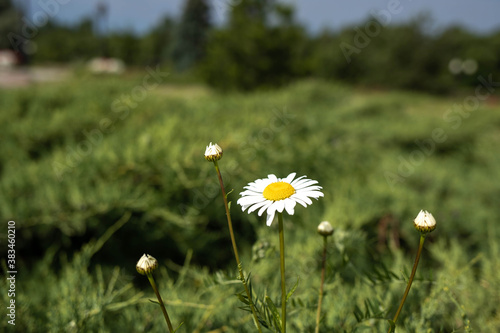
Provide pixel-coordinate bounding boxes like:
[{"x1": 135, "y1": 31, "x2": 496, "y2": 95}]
[{"x1": 1, "y1": 74, "x2": 500, "y2": 332}]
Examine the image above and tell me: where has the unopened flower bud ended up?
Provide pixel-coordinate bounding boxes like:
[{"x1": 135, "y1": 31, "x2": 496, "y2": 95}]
[
  {"x1": 136, "y1": 254, "x2": 158, "y2": 275},
  {"x1": 413, "y1": 210, "x2": 436, "y2": 234},
  {"x1": 204, "y1": 142, "x2": 223, "y2": 161},
  {"x1": 317, "y1": 221, "x2": 334, "y2": 236}
]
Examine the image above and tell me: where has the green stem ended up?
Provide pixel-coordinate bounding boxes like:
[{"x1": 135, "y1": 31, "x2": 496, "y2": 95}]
[
  {"x1": 389, "y1": 234, "x2": 426, "y2": 333},
  {"x1": 213, "y1": 161, "x2": 263, "y2": 333},
  {"x1": 315, "y1": 236, "x2": 328, "y2": 333},
  {"x1": 146, "y1": 273, "x2": 174, "y2": 333},
  {"x1": 278, "y1": 212, "x2": 287, "y2": 333}
]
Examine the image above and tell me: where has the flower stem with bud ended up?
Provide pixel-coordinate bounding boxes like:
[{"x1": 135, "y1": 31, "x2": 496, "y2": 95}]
[
  {"x1": 136, "y1": 254, "x2": 174, "y2": 332},
  {"x1": 389, "y1": 234, "x2": 426, "y2": 333},
  {"x1": 147, "y1": 273, "x2": 174, "y2": 332},
  {"x1": 207, "y1": 144, "x2": 263, "y2": 333},
  {"x1": 389, "y1": 210, "x2": 436, "y2": 333},
  {"x1": 315, "y1": 221, "x2": 333, "y2": 333}
]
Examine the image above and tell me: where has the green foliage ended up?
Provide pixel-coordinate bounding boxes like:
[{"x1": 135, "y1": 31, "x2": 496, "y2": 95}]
[
  {"x1": 140, "y1": 17, "x2": 176, "y2": 66},
  {"x1": 309, "y1": 18, "x2": 500, "y2": 94},
  {"x1": 31, "y1": 17, "x2": 175, "y2": 66},
  {"x1": 170, "y1": 0, "x2": 211, "y2": 71},
  {"x1": 11, "y1": 1, "x2": 500, "y2": 95},
  {"x1": 201, "y1": 0, "x2": 308, "y2": 91},
  {"x1": 33, "y1": 20, "x2": 101, "y2": 62},
  {"x1": 0, "y1": 0, "x2": 19, "y2": 49},
  {"x1": 1, "y1": 77, "x2": 500, "y2": 331}
]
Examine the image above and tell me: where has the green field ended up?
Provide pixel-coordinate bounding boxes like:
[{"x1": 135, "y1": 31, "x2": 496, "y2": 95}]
[{"x1": 1, "y1": 73, "x2": 500, "y2": 332}]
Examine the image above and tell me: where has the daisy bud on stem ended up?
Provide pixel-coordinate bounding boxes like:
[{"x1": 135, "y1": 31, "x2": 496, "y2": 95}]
[
  {"x1": 204, "y1": 142, "x2": 223, "y2": 162},
  {"x1": 315, "y1": 221, "x2": 333, "y2": 333},
  {"x1": 204, "y1": 143, "x2": 263, "y2": 333},
  {"x1": 136, "y1": 254, "x2": 175, "y2": 333},
  {"x1": 388, "y1": 210, "x2": 436, "y2": 333}
]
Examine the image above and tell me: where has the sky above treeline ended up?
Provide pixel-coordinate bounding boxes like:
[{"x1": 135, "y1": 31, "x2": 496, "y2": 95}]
[{"x1": 22, "y1": 0, "x2": 500, "y2": 35}]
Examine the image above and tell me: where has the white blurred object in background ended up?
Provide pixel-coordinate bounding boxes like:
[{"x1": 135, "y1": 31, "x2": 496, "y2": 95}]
[
  {"x1": 88, "y1": 57, "x2": 125, "y2": 74},
  {"x1": 449, "y1": 58, "x2": 478, "y2": 75},
  {"x1": 0, "y1": 50, "x2": 18, "y2": 69}
]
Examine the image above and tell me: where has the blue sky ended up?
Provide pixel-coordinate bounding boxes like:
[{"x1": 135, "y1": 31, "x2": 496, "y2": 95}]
[{"x1": 25, "y1": 0, "x2": 500, "y2": 35}]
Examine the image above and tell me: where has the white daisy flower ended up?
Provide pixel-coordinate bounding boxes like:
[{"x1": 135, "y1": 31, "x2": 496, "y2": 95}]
[
  {"x1": 413, "y1": 210, "x2": 436, "y2": 233},
  {"x1": 237, "y1": 173, "x2": 324, "y2": 226}
]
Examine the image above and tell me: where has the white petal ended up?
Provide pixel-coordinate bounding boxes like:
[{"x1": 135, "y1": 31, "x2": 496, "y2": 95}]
[
  {"x1": 290, "y1": 177, "x2": 312, "y2": 185},
  {"x1": 293, "y1": 180, "x2": 319, "y2": 190},
  {"x1": 265, "y1": 204, "x2": 278, "y2": 225},
  {"x1": 268, "y1": 174, "x2": 278, "y2": 182},
  {"x1": 245, "y1": 183, "x2": 265, "y2": 190},
  {"x1": 237, "y1": 192, "x2": 257, "y2": 200},
  {"x1": 294, "y1": 193, "x2": 313, "y2": 205},
  {"x1": 290, "y1": 175, "x2": 307, "y2": 186},
  {"x1": 248, "y1": 200, "x2": 271, "y2": 214},
  {"x1": 274, "y1": 200, "x2": 285, "y2": 213},
  {"x1": 258, "y1": 201, "x2": 273, "y2": 216},
  {"x1": 236, "y1": 198, "x2": 252, "y2": 208},
  {"x1": 284, "y1": 198, "x2": 296, "y2": 215},
  {"x1": 298, "y1": 190, "x2": 324, "y2": 199},
  {"x1": 252, "y1": 180, "x2": 272, "y2": 191},
  {"x1": 297, "y1": 185, "x2": 322, "y2": 192},
  {"x1": 237, "y1": 195, "x2": 266, "y2": 207},
  {"x1": 266, "y1": 211, "x2": 276, "y2": 226},
  {"x1": 240, "y1": 189, "x2": 261, "y2": 196},
  {"x1": 267, "y1": 202, "x2": 278, "y2": 217},
  {"x1": 283, "y1": 173, "x2": 296, "y2": 183},
  {"x1": 293, "y1": 197, "x2": 308, "y2": 207}
]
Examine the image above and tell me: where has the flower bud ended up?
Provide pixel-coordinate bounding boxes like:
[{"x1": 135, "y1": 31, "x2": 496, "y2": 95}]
[
  {"x1": 317, "y1": 221, "x2": 334, "y2": 236},
  {"x1": 204, "y1": 142, "x2": 223, "y2": 162},
  {"x1": 136, "y1": 254, "x2": 158, "y2": 275},
  {"x1": 413, "y1": 210, "x2": 436, "y2": 233}
]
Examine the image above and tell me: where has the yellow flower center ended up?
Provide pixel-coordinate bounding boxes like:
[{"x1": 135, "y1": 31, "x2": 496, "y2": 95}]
[{"x1": 263, "y1": 182, "x2": 295, "y2": 201}]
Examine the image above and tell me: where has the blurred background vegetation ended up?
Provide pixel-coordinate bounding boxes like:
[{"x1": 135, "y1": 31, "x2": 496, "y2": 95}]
[
  {"x1": 1, "y1": 0, "x2": 500, "y2": 332},
  {"x1": 1, "y1": 0, "x2": 500, "y2": 92}
]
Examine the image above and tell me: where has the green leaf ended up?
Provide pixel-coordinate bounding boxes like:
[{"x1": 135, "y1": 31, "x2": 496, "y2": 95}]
[
  {"x1": 387, "y1": 319, "x2": 396, "y2": 333},
  {"x1": 353, "y1": 297, "x2": 389, "y2": 323},
  {"x1": 236, "y1": 291, "x2": 250, "y2": 305},
  {"x1": 298, "y1": 298, "x2": 304, "y2": 307},
  {"x1": 265, "y1": 296, "x2": 282, "y2": 333},
  {"x1": 173, "y1": 322, "x2": 184, "y2": 333},
  {"x1": 286, "y1": 277, "x2": 299, "y2": 302},
  {"x1": 353, "y1": 304, "x2": 363, "y2": 322}
]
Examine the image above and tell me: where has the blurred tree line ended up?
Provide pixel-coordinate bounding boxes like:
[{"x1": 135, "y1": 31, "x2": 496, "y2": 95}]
[
  {"x1": 1, "y1": 0, "x2": 499, "y2": 93},
  {"x1": 0, "y1": 0, "x2": 19, "y2": 49}
]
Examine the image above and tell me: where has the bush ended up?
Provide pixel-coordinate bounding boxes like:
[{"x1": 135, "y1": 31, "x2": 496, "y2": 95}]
[
  {"x1": 1, "y1": 76, "x2": 500, "y2": 331},
  {"x1": 201, "y1": 1, "x2": 309, "y2": 91}
]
